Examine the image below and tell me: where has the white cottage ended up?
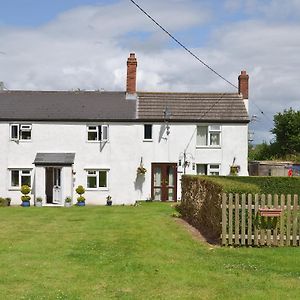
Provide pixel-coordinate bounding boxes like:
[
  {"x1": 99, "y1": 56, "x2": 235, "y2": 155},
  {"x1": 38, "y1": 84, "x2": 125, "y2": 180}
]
[{"x1": 0, "y1": 53, "x2": 250, "y2": 205}]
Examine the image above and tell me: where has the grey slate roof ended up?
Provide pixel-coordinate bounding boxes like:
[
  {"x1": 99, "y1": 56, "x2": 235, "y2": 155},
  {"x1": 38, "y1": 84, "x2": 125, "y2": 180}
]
[
  {"x1": 0, "y1": 90, "x2": 249, "y2": 123},
  {"x1": 33, "y1": 153, "x2": 75, "y2": 166},
  {"x1": 137, "y1": 92, "x2": 249, "y2": 122},
  {"x1": 0, "y1": 91, "x2": 136, "y2": 121}
]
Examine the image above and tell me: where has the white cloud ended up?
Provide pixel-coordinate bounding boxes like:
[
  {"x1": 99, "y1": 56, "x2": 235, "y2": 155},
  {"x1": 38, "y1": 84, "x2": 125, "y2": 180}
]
[{"x1": 0, "y1": 0, "x2": 299, "y2": 143}]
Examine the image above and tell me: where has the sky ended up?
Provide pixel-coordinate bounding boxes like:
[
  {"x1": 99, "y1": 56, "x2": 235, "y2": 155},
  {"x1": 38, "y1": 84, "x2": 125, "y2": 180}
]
[{"x1": 0, "y1": 0, "x2": 299, "y2": 144}]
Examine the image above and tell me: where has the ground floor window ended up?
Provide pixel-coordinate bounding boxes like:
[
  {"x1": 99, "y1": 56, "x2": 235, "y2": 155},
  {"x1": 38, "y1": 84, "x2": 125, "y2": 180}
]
[
  {"x1": 196, "y1": 164, "x2": 220, "y2": 176},
  {"x1": 86, "y1": 169, "x2": 109, "y2": 189},
  {"x1": 10, "y1": 169, "x2": 32, "y2": 188}
]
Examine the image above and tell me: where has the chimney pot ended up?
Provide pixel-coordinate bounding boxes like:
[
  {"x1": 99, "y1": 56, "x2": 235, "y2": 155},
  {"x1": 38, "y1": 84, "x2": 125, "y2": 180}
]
[{"x1": 126, "y1": 53, "x2": 137, "y2": 94}]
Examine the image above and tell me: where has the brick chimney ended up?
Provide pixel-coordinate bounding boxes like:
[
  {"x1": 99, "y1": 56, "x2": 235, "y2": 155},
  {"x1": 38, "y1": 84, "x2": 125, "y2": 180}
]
[
  {"x1": 126, "y1": 53, "x2": 137, "y2": 94},
  {"x1": 238, "y1": 70, "x2": 249, "y2": 99}
]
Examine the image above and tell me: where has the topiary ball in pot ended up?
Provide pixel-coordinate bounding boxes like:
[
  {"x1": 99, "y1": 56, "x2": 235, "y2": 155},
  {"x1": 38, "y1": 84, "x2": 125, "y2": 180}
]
[{"x1": 21, "y1": 185, "x2": 31, "y2": 207}]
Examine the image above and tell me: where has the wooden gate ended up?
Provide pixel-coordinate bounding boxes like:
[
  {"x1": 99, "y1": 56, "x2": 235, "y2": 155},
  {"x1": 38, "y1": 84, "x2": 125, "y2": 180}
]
[{"x1": 221, "y1": 193, "x2": 299, "y2": 246}]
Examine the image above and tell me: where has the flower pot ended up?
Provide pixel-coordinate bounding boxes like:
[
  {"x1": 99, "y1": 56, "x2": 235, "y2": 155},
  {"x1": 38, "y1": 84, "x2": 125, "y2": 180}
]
[
  {"x1": 36, "y1": 201, "x2": 42, "y2": 207},
  {"x1": 77, "y1": 201, "x2": 85, "y2": 206},
  {"x1": 21, "y1": 201, "x2": 30, "y2": 207},
  {"x1": 65, "y1": 202, "x2": 72, "y2": 207},
  {"x1": 106, "y1": 200, "x2": 112, "y2": 206}
]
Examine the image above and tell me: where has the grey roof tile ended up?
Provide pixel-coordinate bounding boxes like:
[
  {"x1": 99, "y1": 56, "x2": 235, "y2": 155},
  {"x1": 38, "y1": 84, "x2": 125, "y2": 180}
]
[{"x1": 33, "y1": 153, "x2": 75, "y2": 165}]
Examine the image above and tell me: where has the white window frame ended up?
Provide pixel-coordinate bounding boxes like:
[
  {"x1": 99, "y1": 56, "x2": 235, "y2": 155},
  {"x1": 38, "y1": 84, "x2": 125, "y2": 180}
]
[
  {"x1": 9, "y1": 169, "x2": 32, "y2": 189},
  {"x1": 196, "y1": 164, "x2": 220, "y2": 176},
  {"x1": 143, "y1": 124, "x2": 153, "y2": 141},
  {"x1": 87, "y1": 125, "x2": 109, "y2": 142},
  {"x1": 10, "y1": 123, "x2": 32, "y2": 141},
  {"x1": 196, "y1": 125, "x2": 221, "y2": 148},
  {"x1": 86, "y1": 169, "x2": 109, "y2": 190}
]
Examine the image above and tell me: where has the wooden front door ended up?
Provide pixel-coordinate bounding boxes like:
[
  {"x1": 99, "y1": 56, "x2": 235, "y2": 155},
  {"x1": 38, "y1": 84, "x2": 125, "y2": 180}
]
[{"x1": 151, "y1": 163, "x2": 177, "y2": 201}]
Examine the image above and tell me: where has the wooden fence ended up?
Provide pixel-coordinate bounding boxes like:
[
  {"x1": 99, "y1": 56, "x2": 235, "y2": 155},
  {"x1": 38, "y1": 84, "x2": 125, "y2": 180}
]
[{"x1": 221, "y1": 193, "x2": 299, "y2": 246}]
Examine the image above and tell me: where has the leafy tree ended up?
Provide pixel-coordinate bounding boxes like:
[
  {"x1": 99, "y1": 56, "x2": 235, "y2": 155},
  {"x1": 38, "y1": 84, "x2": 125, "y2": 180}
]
[{"x1": 271, "y1": 108, "x2": 300, "y2": 156}]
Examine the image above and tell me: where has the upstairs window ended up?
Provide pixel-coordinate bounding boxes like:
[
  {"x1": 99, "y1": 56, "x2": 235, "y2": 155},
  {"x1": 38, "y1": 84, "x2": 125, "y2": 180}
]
[
  {"x1": 10, "y1": 169, "x2": 32, "y2": 188},
  {"x1": 10, "y1": 124, "x2": 32, "y2": 141},
  {"x1": 196, "y1": 125, "x2": 221, "y2": 147},
  {"x1": 144, "y1": 124, "x2": 153, "y2": 140},
  {"x1": 87, "y1": 125, "x2": 109, "y2": 142}
]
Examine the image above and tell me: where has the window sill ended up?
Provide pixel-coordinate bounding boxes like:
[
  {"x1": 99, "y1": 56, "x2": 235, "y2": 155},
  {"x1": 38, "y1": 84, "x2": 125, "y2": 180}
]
[
  {"x1": 196, "y1": 146, "x2": 221, "y2": 149},
  {"x1": 10, "y1": 140, "x2": 32, "y2": 143},
  {"x1": 86, "y1": 140, "x2": 109, "y2": 143},
  {"x1": 8, "y1": 187, "x2": 21, "y2": 191},
  {"x1": 143, "y1": 139, "x2": 153, "y2": 142},
  {"x1": 86, "y1": 188, "x2": 109, "y2": 191}
]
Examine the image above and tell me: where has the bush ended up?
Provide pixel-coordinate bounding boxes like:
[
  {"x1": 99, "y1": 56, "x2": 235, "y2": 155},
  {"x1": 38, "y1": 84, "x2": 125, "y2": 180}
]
[
  {"x1": 76, "y1": 185, "x2": 85, "y2": 195},
  {"x1": 21, "y1": 195, "x2": 31, "y2": 202},
  {"x1": 21, "y1": 185, "x2": 31, "y2": 195},
  {"x1": 36, "y1": 197, "x2": 43, "y2": 202},
  {"x1": 65, "y1": 197, "x2": 72, "y2": 203},
  {"x1": 77, "y1": 196, "x2": 85, "y2": 202},
  {"x1": 0, "y1": 197, "x2": 9, "y2": 207}
]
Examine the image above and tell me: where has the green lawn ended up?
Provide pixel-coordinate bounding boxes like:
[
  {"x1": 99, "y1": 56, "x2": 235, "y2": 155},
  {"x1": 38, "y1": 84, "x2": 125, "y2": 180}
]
[{"x1": 1, "y1": 203, "x2": 300, "y2": 299}]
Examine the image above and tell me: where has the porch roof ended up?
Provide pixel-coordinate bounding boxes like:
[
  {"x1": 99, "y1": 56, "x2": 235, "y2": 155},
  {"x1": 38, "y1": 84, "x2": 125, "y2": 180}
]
[{"x1": 33, "y1": 153, "x2": 75, "y2": 166}]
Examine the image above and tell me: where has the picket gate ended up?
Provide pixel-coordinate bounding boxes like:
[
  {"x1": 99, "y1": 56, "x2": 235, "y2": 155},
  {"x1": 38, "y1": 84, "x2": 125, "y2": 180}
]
[{"x1": 221, "y1": 193, "x2": 299, "y2": 246}]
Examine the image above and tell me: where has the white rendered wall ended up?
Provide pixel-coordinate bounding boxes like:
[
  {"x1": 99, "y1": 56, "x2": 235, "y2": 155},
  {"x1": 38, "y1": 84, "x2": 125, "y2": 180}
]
[{"x1": 0, "y1": 121, "x2": 248, "y2": 205}]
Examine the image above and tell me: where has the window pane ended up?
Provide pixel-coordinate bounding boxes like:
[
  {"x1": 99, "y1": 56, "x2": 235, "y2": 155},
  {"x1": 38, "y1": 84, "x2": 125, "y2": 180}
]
[
  {"x1": 168, "y1": 188, "x2": 174, "y2": 201},
  {"x1": 154, "y1": 167, "x2": 162, "y2": 186},
  {"x1": 210, "y1": 125, "x2": 220, "y2": 131},
  {"x1": 102, "y1": 126, "x2": 108, "y2": 141},
  {"x1": 144, "y1": 124, "x2": 152, "y2": 140},
  {"x1": 196, "y1": 164, "x2": 207, "y2": 175},
  {"x1": 11, "y1": 125, "x2": 19, "y2": 139},
  {"x1": 210, "y1": 133, "x2": 220, "y2": 146},
  {"x1": 168, "y1": 166, "x2": 174, "y2": 187},
  {"x1": 87, "y1": 176, "x2": 97, "y2": 188},
  {"x1": 88, "y1": 131, "x2": 98, "y2": 141},
  {"x1": 99, "y1": 171, "x2": 107, "y2": 187},
  {"x1": 11, "y1": 170, "x2": 19, "y2": 187},
  {"x1": 21, "y1": 175, "x2": 31, "y2": 187},
  {"x1": 20, "y1": 130, "x2": 31, "y2": 140},
  {"x1": 196, "y1": 126, "x2": 207, "y2": 145},
  {"x1": 154, "y1": 188, "x2": 161, "y2": 200}
]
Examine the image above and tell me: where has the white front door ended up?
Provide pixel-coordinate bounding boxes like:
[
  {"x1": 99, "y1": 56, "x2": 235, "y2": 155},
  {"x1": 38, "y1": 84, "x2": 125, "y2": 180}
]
[{"x1": 52, "y1": 168, "x2": 62, "y2": 204}]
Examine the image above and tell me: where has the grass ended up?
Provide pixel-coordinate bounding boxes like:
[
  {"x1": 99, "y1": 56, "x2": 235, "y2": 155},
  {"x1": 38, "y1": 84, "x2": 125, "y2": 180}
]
[{"x1": 1, "y1": 203, "x2": 300, "y2": 299}]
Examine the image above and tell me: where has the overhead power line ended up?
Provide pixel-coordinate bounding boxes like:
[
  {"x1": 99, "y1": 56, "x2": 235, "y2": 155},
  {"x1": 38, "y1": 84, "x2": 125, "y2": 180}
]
[
  {"x1": 129, "y1": 0, "x2": 238, "y2": 90},
  {"x1": 129, "y1": 0, "x2": 273, "y2": 125}
]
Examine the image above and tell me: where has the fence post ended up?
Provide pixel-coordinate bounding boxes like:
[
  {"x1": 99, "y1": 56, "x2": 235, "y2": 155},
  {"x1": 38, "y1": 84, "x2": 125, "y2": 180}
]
[
  {"x1": 280, "y1": 194, "x2": 285, "y2": 246},
  {"x1": 254, "y1": 194, "x2": 259, "y2": 246},
  {"x1": 286, "y1": 195, "x2": 291, "y2": 246},
  {"x1": 260, "y1": 194, "x2": 266, "y2": 246},
  {"x1": 241, "y1": 194, "x2": 246, "y2": 245},
  {"x1": 235, "y1": 194, "x2": 240, "y2": 245},
  {"x1": 247, "y1": 194, "x2": 252, "y2": 246},
  {"x1": 273, "y1": 194, "x2": 279, "y2": 246},
  {"x1": 292, "y1": 195, "x2": 298, "y2": 246},
  {"x1": 266, "y1": 194, "x2": 272, "y2": 246},
  {"x1": 222, "y1": 193, "x2": 227, "y2": 246},
  {"x1": 228, "y1": 193, "x2": 233, "y2": 245}
]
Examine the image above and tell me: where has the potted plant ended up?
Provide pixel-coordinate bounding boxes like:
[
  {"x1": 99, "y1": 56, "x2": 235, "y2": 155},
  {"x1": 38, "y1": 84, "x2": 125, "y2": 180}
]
[
  {"x1": 137, "y1": 165, "x2": 147, "y2": 176},
  {"x1": 21, "y1": 185, "x2": 31, "y2": 207},
  {"x1": 65, "y1": 196, "x2": 72, "y2": 207},
  {"x1": 76, "y1": 185, "x2": 86, "y2": 206},
  {"x1": 5, "y1": 198, "x2": 11, "y2": 206},
  {"x1": 36, "y1": 197, "x2": 43, "y2": 207},
  {"x1": 106, "y1": 195, "x2": 112, "y2": 206}
]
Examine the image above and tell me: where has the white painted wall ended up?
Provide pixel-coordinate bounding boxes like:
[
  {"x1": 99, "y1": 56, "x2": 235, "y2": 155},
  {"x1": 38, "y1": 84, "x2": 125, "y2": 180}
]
[{"x1": 0, "y1": 121, "x2": 248, "y2": 205}]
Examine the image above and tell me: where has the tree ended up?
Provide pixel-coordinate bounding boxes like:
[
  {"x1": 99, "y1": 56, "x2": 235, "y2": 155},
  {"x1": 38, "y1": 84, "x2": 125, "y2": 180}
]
[{"x1": 271, "y1": 108, "x2": 300, "y2": 156}]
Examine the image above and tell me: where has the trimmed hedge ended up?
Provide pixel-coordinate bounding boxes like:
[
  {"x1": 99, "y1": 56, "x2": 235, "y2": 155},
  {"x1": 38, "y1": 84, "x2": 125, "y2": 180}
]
[
  {"x1": 218, "y1": 176, "x2": 300, "y2": 195},
  {"x1": 179, "y1": 175, "x2": 300, "y2": 242}
]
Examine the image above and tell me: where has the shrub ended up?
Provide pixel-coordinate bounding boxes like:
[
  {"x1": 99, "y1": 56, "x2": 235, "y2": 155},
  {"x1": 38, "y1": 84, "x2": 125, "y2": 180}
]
[
  {"x1": 76, "y1": 185, "x2": 85, "y2": 195},
  {"x1": 21, "y1": 185, "x2": 31, "y2": 202},
  {"x1": 21, "y1": 195, "x2": 31, "y2": 202},
  {"x1": 21, "y1": 185, "x2": 31, "y2": 195},
  {"x1": 77, "y1": 196, "x2": 85, "y2": 202},
  {"x1": 65, "y1": 197, "x2": 72, "y2": 203},
  {"x1": 36, "y1": 197, "x2": 43, "y2": 202},
  {"x1": 0, "y1": 198, "x2": 9, "y2": 207}
]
